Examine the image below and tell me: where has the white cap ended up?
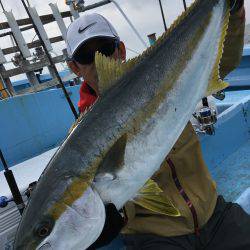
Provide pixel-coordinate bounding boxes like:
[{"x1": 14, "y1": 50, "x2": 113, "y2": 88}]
[{"x1": 66, "y1": 13, "x2": 119, "y2": 58}]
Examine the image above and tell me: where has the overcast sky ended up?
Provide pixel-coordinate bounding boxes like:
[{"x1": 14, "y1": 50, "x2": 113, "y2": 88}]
[
  {"x1": 1, "y1": 0, "x2": 250, "y2": 55},
  {"x1": 0, "y1": 0, "x2": 249, "y2": 79}
]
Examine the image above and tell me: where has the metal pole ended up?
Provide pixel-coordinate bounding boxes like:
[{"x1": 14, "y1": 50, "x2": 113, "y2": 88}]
[
  {"x1": 110, "y1": 0, "x2": 147, "y2": 48},
  {"x1": 21, "y1": 0, "x2": 78, "y2": 120},
  {"x1": 0, "y1": 0, "x2": 16, "y2": 96},
  {"x1": 81, "y1": 0, "x2": 110, "y2": 12},
  {"x1": 0, "y1": 0, "x2": 4, "y2": 11},
  {"x1": 158, "y1": 0, "x2": 167, "y2": 31},
  {"x1": 182, "y1": 0, "x2": 187, "y2": 11},
  {"x1": 0, "y1": 149, "x2": 25, "y2": 215}
]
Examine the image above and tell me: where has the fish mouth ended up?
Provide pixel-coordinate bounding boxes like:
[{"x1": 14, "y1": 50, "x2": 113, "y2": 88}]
[
  {"x1": 38, "y1": 242, "x2": 53, "y2": 250},
  {"x1": 37, "y1": 187, "x2": 106, "y2": 250},
  {"x1": 13, "y1": 240, "x2": 38, "y2": 250}
]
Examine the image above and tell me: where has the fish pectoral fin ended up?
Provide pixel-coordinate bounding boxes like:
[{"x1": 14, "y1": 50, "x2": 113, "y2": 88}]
[
  {"x1": 97, "y1": 134, "x2": 127, "y2": 174},
  {"x1": 133, "y1": 179, "x2": 180, "y2": 217}
]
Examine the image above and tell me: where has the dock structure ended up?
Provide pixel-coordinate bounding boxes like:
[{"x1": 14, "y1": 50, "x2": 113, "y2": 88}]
[{"x1": 0, "y1": 0, "x2": 111, "y2": 99}]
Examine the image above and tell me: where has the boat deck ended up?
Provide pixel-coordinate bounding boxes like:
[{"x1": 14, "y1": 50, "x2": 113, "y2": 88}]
[
  {"x1": 212, "y1": 138, "x2": 250, "y2": 201},
  {"x1": 1, "y1": 86, "x2": 250, "y2": 250},
  {"x1": 1, "y1": 94, "x2": 250, "y2": 250}
]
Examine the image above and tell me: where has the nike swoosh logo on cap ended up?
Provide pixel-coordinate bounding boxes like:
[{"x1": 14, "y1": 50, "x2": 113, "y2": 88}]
[{"x1": 78, "y1": 22, "x2": 97, "y2": 33}]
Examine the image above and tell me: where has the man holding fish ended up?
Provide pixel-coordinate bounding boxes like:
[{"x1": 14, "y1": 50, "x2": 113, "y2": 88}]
[
  {"x1": 67, "y1": 1, "x2": 249, "y2": 249},
  {"x1": 14, "y1": 0, "x2": 250, "y2": 249}
]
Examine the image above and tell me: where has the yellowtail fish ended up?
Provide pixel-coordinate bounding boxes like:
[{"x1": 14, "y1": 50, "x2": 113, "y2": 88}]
[{"x1": 14, "y1": 0, "x2": 230, "y2": 249}]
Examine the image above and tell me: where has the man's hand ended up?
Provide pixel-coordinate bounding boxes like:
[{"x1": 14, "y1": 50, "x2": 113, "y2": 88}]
[{"x1": 87, "y1": 203, "x2": 125, "y2": 250}]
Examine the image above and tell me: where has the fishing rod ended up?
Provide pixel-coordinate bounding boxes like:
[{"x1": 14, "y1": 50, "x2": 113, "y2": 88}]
[
  {"x1": 158, "y1": 0, "x2": 187, "y2": 32},
  {"x1": 0, "y1": 2, "x2": 3, "y2": 11},
  {"x1": 183, "y1": 0, "x2": 187, "y2": 11},
  {"x1": 0, "y1": 149, "x2": 25, "y2": 215},
  {"x1": 20, "y1": 0, "x2": 78, "y2": 120},
  {"x1": 158, "y1": 0, "x2": 167, "y2": 31}
]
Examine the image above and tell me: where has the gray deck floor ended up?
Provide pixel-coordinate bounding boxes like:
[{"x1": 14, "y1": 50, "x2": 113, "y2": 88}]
[{"x1": 211, "y1": 139, "x2": 250, "y2": 201}]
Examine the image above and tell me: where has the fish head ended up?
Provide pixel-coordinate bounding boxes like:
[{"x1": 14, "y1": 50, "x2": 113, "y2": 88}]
[
  {"x1": 14, "y1": 183, "x2": 105, "y2": 250},
  {"x1": 14, "y1": 112, "x2": 123, "y2": 250}
]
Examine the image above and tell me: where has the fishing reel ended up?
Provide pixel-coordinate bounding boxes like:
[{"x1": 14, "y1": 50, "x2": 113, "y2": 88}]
[
  {"x1": 193, "y1": 107, "x2": 217, "y2": 135},
  {"x1": 193, "y1": 97, "x2": 217, "y2": 135}
]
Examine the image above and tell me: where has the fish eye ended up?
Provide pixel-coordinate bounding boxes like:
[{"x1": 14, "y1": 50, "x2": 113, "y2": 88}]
[
  {"x1": 37, "y1": 226, "x2": 50, "y2": 237},
  {"x1": 35, "y1": 221, "x2": 53, "y2": 238}
]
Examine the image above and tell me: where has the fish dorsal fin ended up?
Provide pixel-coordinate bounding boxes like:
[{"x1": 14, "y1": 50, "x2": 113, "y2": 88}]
[
  {"x1": 138, "y1": 0, "x2": 200, "y2": 60},
  {"x1": 96, "y1": 134, "x2": 127, "y2": 175},
  {"x1": 133, "y1": 179, "x2": 180, "y2": 217},
  {"x1": 95, "y1": 0, "x2": 201, "y2": 95},
  {"x1": 95, "y1": 52, "x2": 137, "y2": 95},
  {"x1": 95, "y1": 0, "x2": 229, "y2": 96},
  {"x1": 206, "y1": 0, "x2": 230, "y2": 96}
]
